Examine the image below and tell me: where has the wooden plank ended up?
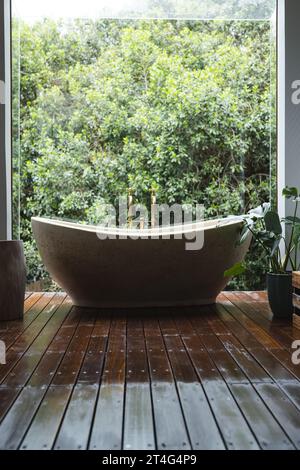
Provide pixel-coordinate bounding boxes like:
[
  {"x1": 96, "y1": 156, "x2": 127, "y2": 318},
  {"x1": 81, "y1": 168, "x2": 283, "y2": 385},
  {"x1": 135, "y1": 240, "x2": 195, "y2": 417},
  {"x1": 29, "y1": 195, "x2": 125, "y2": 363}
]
[
  {"x1": 225, "y1": 292, "x2": 274, "y2": 324},
  {"x1": 28, "y1": 310, "x2": 83, "y2": 388},
  {"x1": 0, "y1": 293, "x2": 56, "y2": 345},
  {"x1": 188, "y1": 312, "x2": 223, "y2": 337},
  {"x1": 2, "y1": 294, "x2": 62, "y2": 351},
  {"x1": 77, "y1": 335, "x2": 107, "y2": 384},
  {"x1": 183, "y1": 335, "x2": 259, "y2": 450},
  {"x1": 240, "y1": 291, "x2": 268, "y2": 302},
  {"x1": 2, "y1": 293, "x2": 64, "y2": 350},
  {"x1": 217, "y1": 296, "x2": 282, "y2": 350},
  {"x1": 0, "y1": 291, "x2": 299, "y2": 451},
  {"x1": 53, "y1": 333, "x2": 108, "y2": 450},
  {"x1": 0, "y1": 387, "x2": 22, "y2": 423},
  {"x1": 212, "y1": 303, "x2": 268, "y2": 349},
  {"x1": 229, "y1": 383, "x2": 294, "y2": 450},
  {"x1": 20, "y1": 310, "x2": 95, "y2": 450},
  {"x1": 205, "y1": 314, "x2": 233, "y2": 336},
  {"x1": 292, "y1": 272, "x2": 300, "y2": 289},
  {"x1": 89, "y1": 318, "x2": 126, "y2": 450},
  {"x1": 164, "y1": 335, "x2": 225, "y2": 450},
  {"x1": 123, "y1": 326, "x2": 155, "y2": 450},
  {"x1": 213, "y1": 302, "x2": 277, "y2": 350},
  {"x1": 27, "y1": 352, "x2": 65, "y2": 387},
  {"x1": 24, "y1": 292, "x2": 44, "y2": 313},
  {"x1": 50, "y1": 316, "x2": 95, "y2": 388},
  {"x1": 145, "y1": 334, "x2": 190, "y2": 450},
  {"x1": 1, "y1": 304, "x2": 72, "y2": 389},
  {"x1": 269, "y1": 348, "x2": 300, "y2": 380},
  {"x1": 279, "y1": 324, "x2": 300, "y2": 342},
  {"x1": 0, "y1": 297, "x2": 72, "y2": 385},
  {"x1": 201, "y1": 381, "x2": 259, "y2": 450},
  {"x1": 54, "y1": 384, "x2": 99, "y2": 451},
  {"x1": 215, "y1": 334, "x2": 273, "y2": 383},
  {"x1": 21, "y1": 386, "x2": 73, "y2": 450},
  {"x1": 237, "y1": 292, "x2": 298, "y2": 347},
  {"x1": 159, "y1": 315, "x2": 179, "y2": 336},
  {"x1": 293, "y1": 314, "x2": 300, "y2": 329},
  {"x1": 280, "y1": 383, "x2": 300, "y2": 410},
  {"x1": 92, "y1": 313, "x2": 111, "y2": 337},
  {"x1": 293, "y1": 293, "x2": 300, "y2": 310},
  {"x1": 254, "y1": 383, "x2": 300, "y2": 449},
  {"x1": 0, "y1": 303, "x2": 80, "y2": 450},
  {"x1": 226, "y1": 293, "x2": 291, "y2": 349},
  {"x1": 212, "y1": 298, "x2": 300, "y2": 408},
  {"x1": 181, "y1": 336, "x2": 221, "y2": 383},
  {"x1": 243, "y1": 347, "x2": 298, "y2": 384},
  {"x1": 46, "y1": 312, "x2": 82, "y2": 354},
  {"x1": 190, "y1": 319, "x2": 248, "y2": 383},
  {"x1": 0, "y1": 386, "x2": 46, "y2": 450},
  {"x1": 174, "y1": 313, "x2": 197, "y2": 336},
  {"x1": 245, "y1": 289, "x2": 300, "y2": 329},
  {"x1": 198, "y1": 333, "x2": 249, "y2": 384},
  {"x1": 126, "y1": 317, "x2": 144, "y2": 337},
  {"x1": 222, "y1": 295, "x2": 300, "y2": 411},
  {"x1": 143, "y1": 318, "x2": 161, "y2": 337}
]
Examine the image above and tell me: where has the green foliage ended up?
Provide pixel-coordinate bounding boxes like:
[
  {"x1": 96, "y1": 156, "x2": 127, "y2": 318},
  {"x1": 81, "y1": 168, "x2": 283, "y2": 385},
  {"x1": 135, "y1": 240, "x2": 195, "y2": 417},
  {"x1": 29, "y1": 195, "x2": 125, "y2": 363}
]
[
  {"x1": 282, "y1": 187, "x2": 298, "y2": 199},
  {"x1": 224, "y1": 262, "x2": 246, "y2": 278},
  {"x1": 264, "y1": 211, "x2": 282, "y2": 235},
  {"x1": 227, "y1": 188, "x2": 300, "y2": 279},
  {"x1": 12, "y1": 19, "x2": 276, "y2": 287}
]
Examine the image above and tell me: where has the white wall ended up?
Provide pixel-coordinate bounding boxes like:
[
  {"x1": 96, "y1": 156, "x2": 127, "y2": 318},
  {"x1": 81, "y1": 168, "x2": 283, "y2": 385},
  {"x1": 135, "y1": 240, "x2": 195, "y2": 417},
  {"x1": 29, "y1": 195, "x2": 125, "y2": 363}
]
[{"x1": 278, "y1": 0, "x2": 300, "y2": 217}]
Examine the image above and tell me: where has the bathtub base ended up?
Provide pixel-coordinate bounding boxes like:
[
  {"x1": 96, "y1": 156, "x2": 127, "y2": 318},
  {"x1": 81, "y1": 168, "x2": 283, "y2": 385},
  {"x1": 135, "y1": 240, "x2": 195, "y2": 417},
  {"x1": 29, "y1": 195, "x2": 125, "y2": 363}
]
[{"x1": 71, "y1": 297, "x2": 217, "y2": 309}]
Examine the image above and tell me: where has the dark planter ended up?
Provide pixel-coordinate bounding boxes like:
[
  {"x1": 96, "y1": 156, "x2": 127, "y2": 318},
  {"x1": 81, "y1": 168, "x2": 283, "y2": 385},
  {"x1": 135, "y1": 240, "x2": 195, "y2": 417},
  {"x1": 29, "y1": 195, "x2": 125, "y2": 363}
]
[
  {"x1": 0, "y1": 241, "x2": 26, "y2": 321},
  {"x1": 267, "y1": 272, "x2": 293, "y2": 319}
]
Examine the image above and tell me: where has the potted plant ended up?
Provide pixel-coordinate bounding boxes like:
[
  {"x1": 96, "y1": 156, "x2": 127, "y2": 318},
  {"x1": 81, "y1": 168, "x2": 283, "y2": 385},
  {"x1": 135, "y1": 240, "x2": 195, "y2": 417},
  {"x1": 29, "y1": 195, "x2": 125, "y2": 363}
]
[
  {"x1": 0, "y1": 239, "x2": 26, "y2": 321},
  {"x1": 225, "y1": 187, "x2": 300, "y2": 319}
]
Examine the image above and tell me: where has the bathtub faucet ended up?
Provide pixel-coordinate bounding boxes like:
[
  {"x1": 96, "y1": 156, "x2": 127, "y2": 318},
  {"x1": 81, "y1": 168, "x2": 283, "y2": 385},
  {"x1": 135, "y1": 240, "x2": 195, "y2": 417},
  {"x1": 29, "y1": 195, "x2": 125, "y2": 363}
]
[
  {"x1": 128, "y1": 188, "x2": 134, "y2": 228},
  {"x1": 151, "y1": 188, "x2": 157, "y2": 228}
]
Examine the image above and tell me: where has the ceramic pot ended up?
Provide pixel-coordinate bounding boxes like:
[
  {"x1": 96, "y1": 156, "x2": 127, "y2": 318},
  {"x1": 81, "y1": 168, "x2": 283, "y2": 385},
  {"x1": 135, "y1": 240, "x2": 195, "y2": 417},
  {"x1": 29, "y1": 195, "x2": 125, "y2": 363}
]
[{"x1": 267, "y1": 272, "x2": 293, "y2": 319}]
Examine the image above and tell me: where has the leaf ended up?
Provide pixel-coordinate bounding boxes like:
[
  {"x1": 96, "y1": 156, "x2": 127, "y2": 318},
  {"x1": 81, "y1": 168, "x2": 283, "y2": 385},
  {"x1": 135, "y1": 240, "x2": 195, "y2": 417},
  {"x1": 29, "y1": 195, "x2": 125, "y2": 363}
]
[
  {"x1": 282, "y1": 186, "x2": 299, "y2": 199},
  {"x1": 284, "y1": 216, "x2": 300, "y2": 224},
  {"x1": 264, "y1": 211, "x2": 282, "y2": 235},
  {"x1": 236, "y1": 223, "x2": 251, "y2": 246},
  {"x1": 293, "y1": 224, "x2": 300, "y2": 245},
  {"x1": 270, "y1": 238, "x2": 281, "y2": 258},
  {"x1": 247, "y1": 203, "x2": 270, "y2": 219},
  {"x1": 224, "y1": 262, "x2": 246, "y2": 278}
]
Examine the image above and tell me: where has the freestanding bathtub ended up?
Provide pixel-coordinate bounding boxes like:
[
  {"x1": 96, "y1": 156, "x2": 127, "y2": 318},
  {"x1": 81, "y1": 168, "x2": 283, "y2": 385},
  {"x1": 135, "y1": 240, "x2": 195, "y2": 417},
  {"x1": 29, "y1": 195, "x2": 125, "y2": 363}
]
[{"x1": 31, "y1": 216, "x2": 251, "y2": 308}]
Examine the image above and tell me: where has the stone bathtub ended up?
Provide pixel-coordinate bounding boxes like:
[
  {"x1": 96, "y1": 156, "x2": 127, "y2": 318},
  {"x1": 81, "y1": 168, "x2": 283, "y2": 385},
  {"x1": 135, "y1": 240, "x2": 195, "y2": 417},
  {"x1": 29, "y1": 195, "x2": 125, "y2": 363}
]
[{"x1": 31, "y1": 216, "x2": 251, "y2": 308}]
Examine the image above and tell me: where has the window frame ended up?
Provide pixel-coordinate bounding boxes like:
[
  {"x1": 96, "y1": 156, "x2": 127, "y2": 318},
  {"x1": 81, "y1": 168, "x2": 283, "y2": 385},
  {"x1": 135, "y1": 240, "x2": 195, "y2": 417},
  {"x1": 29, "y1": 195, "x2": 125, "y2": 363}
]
[{"x1": 0, "y1": 0, "x2": 12, "y2": 240}]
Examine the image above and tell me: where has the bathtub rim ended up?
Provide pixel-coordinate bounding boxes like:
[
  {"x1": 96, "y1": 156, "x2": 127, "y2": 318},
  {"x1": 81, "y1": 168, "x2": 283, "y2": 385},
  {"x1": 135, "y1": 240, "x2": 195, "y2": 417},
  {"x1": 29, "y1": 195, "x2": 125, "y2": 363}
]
[{"x1": 31, "y1": 215, "x2": 244, "y2": 238}]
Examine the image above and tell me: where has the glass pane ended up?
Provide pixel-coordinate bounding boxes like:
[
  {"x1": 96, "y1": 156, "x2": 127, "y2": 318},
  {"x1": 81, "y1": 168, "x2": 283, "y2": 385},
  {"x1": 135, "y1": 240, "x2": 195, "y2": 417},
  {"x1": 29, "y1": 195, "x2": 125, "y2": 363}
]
[
  {"x1": 12, "y1": 16, "x2": 21, "y2": 241},
  {"x1": 12, "y1": 0, "x2": 277, "y2": 290}
]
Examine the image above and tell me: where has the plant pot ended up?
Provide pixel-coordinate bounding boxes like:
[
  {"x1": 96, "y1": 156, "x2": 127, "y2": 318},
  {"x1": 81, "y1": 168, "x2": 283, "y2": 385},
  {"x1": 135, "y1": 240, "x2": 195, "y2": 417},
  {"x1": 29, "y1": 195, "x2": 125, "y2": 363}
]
[
  {"x1": 0, "y1": 241, "x2": 26, "y2": 321},
  {"x1": 267, "y1": 272, "x2": 293, "y2": 319}
]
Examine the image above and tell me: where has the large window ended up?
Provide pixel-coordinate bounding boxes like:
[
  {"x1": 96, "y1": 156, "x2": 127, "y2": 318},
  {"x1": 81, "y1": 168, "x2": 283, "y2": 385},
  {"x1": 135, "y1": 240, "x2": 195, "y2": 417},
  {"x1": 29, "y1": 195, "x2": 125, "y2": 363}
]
[{"x1": 11, "y1": 0, "x2": 277, "y2": 289}]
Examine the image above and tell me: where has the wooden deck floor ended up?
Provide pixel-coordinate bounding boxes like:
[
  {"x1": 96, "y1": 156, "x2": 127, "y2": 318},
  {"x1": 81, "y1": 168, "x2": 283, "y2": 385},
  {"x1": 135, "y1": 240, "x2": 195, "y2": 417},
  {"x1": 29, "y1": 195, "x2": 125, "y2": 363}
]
[{"x1": 0, "y1": 291, "x2": 300, "y2": 450}]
